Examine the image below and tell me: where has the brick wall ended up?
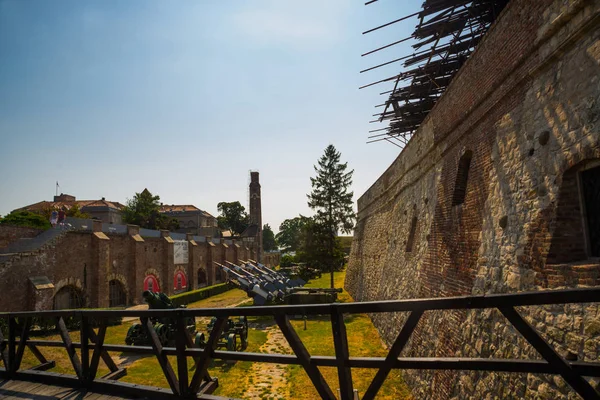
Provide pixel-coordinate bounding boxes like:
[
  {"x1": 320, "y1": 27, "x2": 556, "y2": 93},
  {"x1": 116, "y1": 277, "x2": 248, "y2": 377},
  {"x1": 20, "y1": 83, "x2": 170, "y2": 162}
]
[
  {"x1": 0, "y1": 225, "x2": 43, "y2": 249},
  {"x1": 0, "y1": 226, "x2": 241, "y2": 311},
  {"x1": 346, "y1": 0, "x2": 600, "y2": 398}
]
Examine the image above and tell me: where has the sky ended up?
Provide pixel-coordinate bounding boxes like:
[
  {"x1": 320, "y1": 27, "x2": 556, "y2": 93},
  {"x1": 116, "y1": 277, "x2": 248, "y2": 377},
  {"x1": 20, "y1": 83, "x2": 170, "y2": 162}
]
[{"x1": 0, "y1": 0, "x2": 422, "y2": 233}]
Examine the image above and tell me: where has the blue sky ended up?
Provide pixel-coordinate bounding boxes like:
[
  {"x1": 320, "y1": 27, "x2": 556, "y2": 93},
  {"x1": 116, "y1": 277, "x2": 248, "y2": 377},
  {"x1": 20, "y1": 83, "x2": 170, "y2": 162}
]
[{"x1": 0, "y1": 0, "x2": 422, "y2": 233}]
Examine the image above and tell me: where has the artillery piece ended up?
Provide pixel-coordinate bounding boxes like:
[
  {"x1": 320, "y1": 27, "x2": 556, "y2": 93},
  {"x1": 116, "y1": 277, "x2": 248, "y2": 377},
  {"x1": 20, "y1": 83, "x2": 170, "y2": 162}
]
[
  {"x1": 195, "y1": 316, "x2": 248, "y2": 352},
  {"x1": 218, "y1": 260, "x2": 342, "y2": 305},
  {"x1": 125, "y1": 290, "x2": 196, "y2": 346}
]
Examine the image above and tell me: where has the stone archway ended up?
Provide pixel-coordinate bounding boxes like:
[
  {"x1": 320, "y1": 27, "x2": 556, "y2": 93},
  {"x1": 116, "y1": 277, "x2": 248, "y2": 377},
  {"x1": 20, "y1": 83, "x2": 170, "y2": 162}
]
[
  {"x1": 54, "y1": 285, "x2": 83, "y2": 310},
  {"x1": 108, "y1": 280, "x2": 127, "y2": 307},
  {"x1": 144, "y1": 274, "x2": 161, "y2": 293},
  {"x1": 174, "y1": 269, "x2": 187, "y2": 291}
]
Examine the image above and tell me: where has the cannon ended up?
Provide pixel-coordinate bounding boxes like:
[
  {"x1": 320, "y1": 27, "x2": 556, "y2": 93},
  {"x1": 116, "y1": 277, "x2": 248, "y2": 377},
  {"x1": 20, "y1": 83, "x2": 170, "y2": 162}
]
[
  {"x1": 218, "y1": 261, "x2": 341, "y2": 305},
  {"x1": 125, "y1": 290, "x2": 196, "y2": 346},
  {"x1": 195, "y1": 316, "x2": 248, "y2": 352}
]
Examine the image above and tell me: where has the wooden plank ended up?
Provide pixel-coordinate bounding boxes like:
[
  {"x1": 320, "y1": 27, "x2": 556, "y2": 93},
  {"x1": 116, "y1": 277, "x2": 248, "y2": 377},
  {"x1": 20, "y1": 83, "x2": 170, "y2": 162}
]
[
  {"x1": 184, "y1": 326, "x2": 212, "y2": 382},
  {"x1": 8, "y1": 317, "x2": 16, "y2": 374},
  {"x1": 89, "y1": 324, "x2": 108, "y2": 382},
  {"x1": 175, "y1": 315, "x2": 189, "y2": 396},
  {"x1": 363, "y1": 310, "x2": 423, "y2": 400},
  {"x1": 14, "y1": 317, "x2": 32, "y2": 371},
  {"x1": 88, "y1": 324, "x2": 119, "y2": 372},
  {"x1": 275, "y1": 315, "x2": 336, "y2": 400},
  {"x1": 500, "y1": 307, "x2": 600, "y2": 400},
  {"x1": 81, "y1": 316, "x2": 90, "y2": 382},
  {"x1": 56, "y1": 316, "x2": 83, "y2": 380},
  {"x1": 142, "y1": 317, "x2": 179, "y2": 395},
  {"x1": 27, "y1": 361, "x2": 56, "y2": 371},
  {"x1": 330, "y1": 306, "x2": 353, "y2": 400},
  {"x1": 100, "y1": 368, "x2": 126, "y2": 381},
  {"x1": 0, "y1": 326, "x2": 8, "y2": 369},
  {"x1": 189, "y1": 317, "x2": 227, "y2": 394},
  {"x1": 27, "y1": 343, "x2": 49, "y2": 364}
]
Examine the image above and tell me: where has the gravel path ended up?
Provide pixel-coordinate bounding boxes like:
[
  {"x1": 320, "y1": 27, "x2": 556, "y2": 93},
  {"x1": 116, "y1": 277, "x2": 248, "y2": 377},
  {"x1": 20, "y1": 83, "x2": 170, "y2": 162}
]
[{"x1": 242, "y1": 325, "x2": 292, "y2": 400}]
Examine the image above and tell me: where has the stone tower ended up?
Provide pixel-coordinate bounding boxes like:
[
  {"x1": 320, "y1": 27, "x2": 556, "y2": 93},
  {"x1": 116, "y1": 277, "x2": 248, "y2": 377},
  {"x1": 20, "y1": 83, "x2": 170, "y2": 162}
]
[{"x1": 249, "y1": 171, "x2": 262, "y2": 262}]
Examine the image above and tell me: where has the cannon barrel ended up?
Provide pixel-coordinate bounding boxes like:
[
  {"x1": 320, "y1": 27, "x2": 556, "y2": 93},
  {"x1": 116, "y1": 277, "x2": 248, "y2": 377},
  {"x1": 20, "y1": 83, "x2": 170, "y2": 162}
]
[{"x1": 215, "y1": 262, "x2": 272, "y2": 305}]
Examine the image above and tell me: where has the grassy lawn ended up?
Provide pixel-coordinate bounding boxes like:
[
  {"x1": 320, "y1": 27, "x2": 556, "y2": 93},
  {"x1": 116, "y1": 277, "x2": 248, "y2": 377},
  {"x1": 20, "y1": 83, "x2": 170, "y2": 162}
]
[
  {"x1": 286, "y1": 270, "x2": 413, "y2": 399},
  {"x1": 15, "y1": 273, "x2": 413, "y2": 399}
]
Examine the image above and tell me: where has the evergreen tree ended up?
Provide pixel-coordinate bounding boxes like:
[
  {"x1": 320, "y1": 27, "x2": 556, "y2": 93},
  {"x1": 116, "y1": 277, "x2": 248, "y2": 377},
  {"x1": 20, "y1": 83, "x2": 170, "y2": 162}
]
[{"x1": 307, "y1": 144, "x2": 355, "y2": 288}]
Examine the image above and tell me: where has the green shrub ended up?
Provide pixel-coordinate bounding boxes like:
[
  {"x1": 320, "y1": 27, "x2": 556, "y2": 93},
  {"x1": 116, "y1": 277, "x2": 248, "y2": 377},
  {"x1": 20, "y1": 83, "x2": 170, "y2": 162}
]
[
  {"x1": 170, "y1": 283, "x2": 233, "y2": 307},
  {"x1": 280, "y1": 254, "x2": 295, "y2": 268}
]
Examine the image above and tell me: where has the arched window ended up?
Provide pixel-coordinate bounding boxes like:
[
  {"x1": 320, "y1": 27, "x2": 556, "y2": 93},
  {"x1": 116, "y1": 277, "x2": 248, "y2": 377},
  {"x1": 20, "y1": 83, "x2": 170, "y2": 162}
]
[
  {"x1": 144, "y1": 275, "x2": 160, "y2": 293},
  {"x1": 187, "y1": 220, "x2": 196, "y2": 228},
  {"x1": 54, "y1": 286, "x2": 83, "y2": 310},
  {"x1": 174, "y1": 270, "x2": 187, "y2": 290},
  {"x1": 108, "y1": 280, "x2": 126, "y2": 307},
  {"x1": 452, "y1": 150, "x2": 473, "y2": 206}
]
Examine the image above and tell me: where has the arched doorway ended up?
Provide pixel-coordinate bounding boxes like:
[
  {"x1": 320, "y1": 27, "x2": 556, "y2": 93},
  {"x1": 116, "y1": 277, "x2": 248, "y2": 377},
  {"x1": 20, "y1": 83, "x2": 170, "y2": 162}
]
[
  {"x1": 197, "y1": 268, "x2": 207, "y2": 287},
  {"x1": 144, "y1": 274, "x2": 160, "y2": 293},
  {"x1": 174, "y1": 270, "x2": 187, "y2": 291},
  {"x1": 109, "y1": 280, "x2": 127, "y2": 307},
  {"x1": 54, "y1": 286, "x2": 83, "y2": 309}
]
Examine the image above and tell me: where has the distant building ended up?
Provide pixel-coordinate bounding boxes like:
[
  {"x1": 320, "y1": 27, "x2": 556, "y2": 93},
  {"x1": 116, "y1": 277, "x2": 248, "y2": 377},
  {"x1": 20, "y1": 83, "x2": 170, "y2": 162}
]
[
  {"x1": 159, "y1": 204, "x2": 219, "y2": 236},
  {"x1": 18, "y1": 193, "x2": 125, "y2": 224}
]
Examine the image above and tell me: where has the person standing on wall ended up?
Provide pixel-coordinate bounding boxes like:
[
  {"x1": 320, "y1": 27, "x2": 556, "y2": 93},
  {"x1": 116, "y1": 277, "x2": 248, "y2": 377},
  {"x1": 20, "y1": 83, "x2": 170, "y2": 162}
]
[
  {"x1": 50, "y1": 210, "x2": 58, "y2": 228},
  {"x1": 57, "y1": 207, "x2": 66, "y2": 227}
]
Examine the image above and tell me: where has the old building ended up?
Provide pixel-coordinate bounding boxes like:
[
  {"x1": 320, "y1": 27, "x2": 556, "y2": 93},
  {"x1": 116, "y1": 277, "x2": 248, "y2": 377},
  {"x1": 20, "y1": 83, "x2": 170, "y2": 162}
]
[
  {"x1": 346, "y1": 0, "x2": 600, "y2": 398},
  {"x1": 159, "y1": 204, "x2": 219, "y2": 237},
  {"x1": 18, "y1": 193, "x2": 125, "y2": 224}
]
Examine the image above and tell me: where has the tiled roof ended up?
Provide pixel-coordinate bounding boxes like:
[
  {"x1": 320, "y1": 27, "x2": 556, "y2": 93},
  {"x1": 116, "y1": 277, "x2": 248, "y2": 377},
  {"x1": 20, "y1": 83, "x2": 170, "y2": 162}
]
[
  {"x1": 20, "y1": 200, "x2": 124, "y2": 212},
  {"x1": 160, "y1": 205, "x2": 215, "y2": 218}
]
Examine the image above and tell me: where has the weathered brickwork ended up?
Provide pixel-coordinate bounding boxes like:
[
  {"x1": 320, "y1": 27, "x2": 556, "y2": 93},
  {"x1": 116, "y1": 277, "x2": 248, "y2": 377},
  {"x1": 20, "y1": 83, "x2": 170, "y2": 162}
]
[
  {"x1": 0, "y1": 221, "x2": 276, "y2": 311},
  {"x1": 346, "y1": 0, "x2": 600, "y2": 398},
  {"x1": 0, "y1": 225, "x2": 43, "y2": 249}
]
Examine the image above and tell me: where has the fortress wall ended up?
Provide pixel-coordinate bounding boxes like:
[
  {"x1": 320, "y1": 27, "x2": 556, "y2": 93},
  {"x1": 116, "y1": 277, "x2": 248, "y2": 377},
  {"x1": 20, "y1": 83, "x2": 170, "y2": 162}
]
[{"x1": 346, "y1": 0, "x2": 600, "y2": 398}]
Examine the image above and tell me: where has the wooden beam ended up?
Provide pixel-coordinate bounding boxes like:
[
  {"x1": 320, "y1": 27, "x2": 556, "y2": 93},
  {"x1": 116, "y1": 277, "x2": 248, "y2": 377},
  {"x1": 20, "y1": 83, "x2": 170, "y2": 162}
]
[
  {"x1": 189, "y1": 317, "x2": 227, "y2": 394},
  {"x1": 14, "y1": 317, "x2": 32, "y2": 371},
  {"x1": 88, "y1": 324, "x2": 107, "y2": 382},
  {"x1": 142, "y1": 317, "x2": 179, "y2": 395},
  {"x1": 80, "y1": 316, "x2": 90, "y2": 382},
  {"x1": 88, "y1": 324, "x2": 119, "y2": 372},
  {"x1": 363, "y1": 310, "x2": 423, "y2": 400},
  {"x1": 330, "y1": 307, "x2": 354, "y2": 400},
  {"x1": 500, "y1": 307, "x2": 600, "y2": 400},
  {"x1": 175, "y1": 315, "x2": 190, "y2": 396},
  {"x1": 275, "y1": 315, "x2": 336, "y2": 400},
  {"x1": 56, "y1": 317, "x2": 83, "y2": 380}
]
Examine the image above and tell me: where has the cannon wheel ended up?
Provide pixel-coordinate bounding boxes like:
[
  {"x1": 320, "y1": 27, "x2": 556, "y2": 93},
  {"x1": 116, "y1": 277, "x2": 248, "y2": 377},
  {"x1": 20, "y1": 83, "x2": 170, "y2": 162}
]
[
  {"x1": 155, "y1": 324, "x2": 169, "y2": 346},
  {"x1": 195, "y1": 332, "x2": 206, "y2": 347},
  {"x1": 226, "y1": 333, "x2": 237, "y2": 351}
]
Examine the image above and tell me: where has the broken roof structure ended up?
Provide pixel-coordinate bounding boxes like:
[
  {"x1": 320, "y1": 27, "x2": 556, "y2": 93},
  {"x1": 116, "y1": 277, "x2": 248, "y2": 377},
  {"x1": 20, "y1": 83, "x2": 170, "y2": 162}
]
[{"x1": 361, "y1": 0, "x2": 509, "y2": 147}]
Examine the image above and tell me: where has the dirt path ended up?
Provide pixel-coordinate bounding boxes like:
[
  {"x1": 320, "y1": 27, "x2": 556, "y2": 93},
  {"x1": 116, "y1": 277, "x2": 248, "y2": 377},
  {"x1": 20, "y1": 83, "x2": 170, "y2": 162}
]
[{"x1": 242, "y1": 325, "x2": 292, "y2": 400}]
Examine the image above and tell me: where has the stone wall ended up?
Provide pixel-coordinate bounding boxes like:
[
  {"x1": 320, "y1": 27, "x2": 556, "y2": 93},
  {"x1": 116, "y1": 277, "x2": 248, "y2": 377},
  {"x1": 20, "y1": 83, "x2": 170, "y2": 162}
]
[
  {"x1": 0, "y1": 223, "x2": 260, "y2": 312},
  {"x1": 346, "y1": 0, "x2": 600, "y2": 398},
  {"x1": 0, "y1": 225, "x2": 43, "y2": 249}
]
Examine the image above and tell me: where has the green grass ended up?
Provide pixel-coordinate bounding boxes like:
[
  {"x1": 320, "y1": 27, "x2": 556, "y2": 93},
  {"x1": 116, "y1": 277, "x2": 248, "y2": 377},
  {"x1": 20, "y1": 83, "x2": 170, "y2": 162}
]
[{"x1": 285, "y1": 270, "x2": 413, "y2": 399}]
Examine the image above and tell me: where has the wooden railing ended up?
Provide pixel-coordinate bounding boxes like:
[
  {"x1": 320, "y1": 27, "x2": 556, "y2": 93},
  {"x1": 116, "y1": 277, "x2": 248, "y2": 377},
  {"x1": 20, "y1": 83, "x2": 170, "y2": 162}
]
[{"x1": 2, "y1": 288, "x2": 600, "y2": 399}]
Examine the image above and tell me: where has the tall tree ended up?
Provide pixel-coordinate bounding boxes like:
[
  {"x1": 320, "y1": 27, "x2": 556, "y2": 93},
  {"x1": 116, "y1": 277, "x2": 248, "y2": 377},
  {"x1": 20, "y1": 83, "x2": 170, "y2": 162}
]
[
  {"x1": 122, "y1": 188, "x2": 172, "y2": 230},
  {"x1": 262, "y1": 224, "x2": 277, "y2": 251},
  {"x1": 276, "y1": 215, "x2": 310, "y2": 253},
  {"x1": 307, "y1": 144, "x2": 355, "y2": 288},
  {"x1": 217, "y1": 201, "x2": 249, "y2": 236},
  {"x1": 295, "y1": 217, "x2": 345, "y2": 273}
]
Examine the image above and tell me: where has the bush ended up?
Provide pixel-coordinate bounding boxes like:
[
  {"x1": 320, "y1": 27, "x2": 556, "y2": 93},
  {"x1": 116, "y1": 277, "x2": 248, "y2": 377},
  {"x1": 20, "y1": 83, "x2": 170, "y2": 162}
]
[
  {"x1": 170, "y1": 283, "x2": 233, "y2": 307},
  {"x1": 280, "y1": 254, "x2": 295, "y2": 268},
  {"x1": 0, "y1": 210, "x2": 50, "y2": 229}
]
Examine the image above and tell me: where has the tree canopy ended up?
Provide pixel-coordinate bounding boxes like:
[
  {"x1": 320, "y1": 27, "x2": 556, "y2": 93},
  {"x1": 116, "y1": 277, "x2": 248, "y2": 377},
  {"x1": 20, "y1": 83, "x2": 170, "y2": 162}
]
[
  {"x1": 262, "y1": 224, "x2": 277, "y2": 251},
  {"x1": 122, "y1": 189, "x2": 178, "y2": 230},
  {"x1": 0, "y1": 210, "x2": 50, "y2": 229},
  {"x1": 275, "y1": 215, "x2": 310, "y2": 253},
  {"x1": 217, "y1": 201, "x2": 249, "y2": 236},
  {"x1": 307, "y1": 144, "x2": 355, "y2": 287}
]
